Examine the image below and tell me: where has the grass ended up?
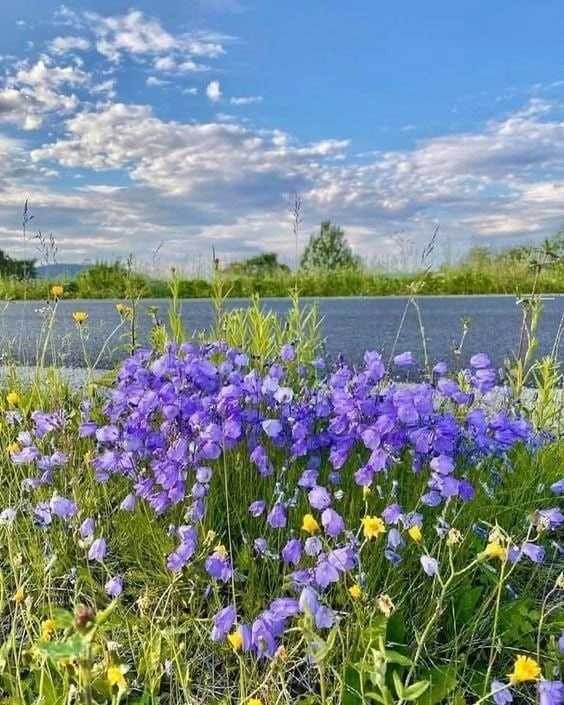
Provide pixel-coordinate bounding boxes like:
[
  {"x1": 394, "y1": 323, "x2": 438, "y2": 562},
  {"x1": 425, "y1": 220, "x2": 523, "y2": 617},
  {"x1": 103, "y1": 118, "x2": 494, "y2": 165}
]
[
  {"x1": 0, "y1": 285, "x2": 561, "y2": 705},
  {"x1": 0, "y1": 248, "x2": 563, "y2": 301}
]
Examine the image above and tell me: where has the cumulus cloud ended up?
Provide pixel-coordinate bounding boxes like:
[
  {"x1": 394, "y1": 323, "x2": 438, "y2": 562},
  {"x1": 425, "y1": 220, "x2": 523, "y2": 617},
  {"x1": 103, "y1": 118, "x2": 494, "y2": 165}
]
[
  {"x1": 0, "y1": 58, "x2": 88, "y2": 130},
  {"x1": 48, "y1": 35, "x2": 91, "y2": 54},
  {"x1": 206, "y1": 80, "x2": 222, "y2": 102}
]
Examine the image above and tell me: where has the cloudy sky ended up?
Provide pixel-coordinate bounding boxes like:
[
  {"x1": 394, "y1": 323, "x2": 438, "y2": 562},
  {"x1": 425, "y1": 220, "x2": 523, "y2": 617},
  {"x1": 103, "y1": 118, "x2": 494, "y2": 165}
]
[{"x1": 1, "y1": 1, "x2": 564, "y2": 270}]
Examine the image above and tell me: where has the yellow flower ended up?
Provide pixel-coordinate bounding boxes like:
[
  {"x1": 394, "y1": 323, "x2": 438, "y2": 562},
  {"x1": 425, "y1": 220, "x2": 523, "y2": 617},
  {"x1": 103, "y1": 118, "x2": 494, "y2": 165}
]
[
  {"x1": 301, "y1": 513, "x2": 320, "y2": 534},
  {"x1": 12, "y1": 587, "x2": 25, "y2": 604},
  {"x1": 116, "y1": 303, "x2": 134, "y2": 319},
  {"x1": 72, "y1": 311, "x2": 89, "y2": 325},
  {"x1": 6, "y1": 391, "x2": 19, "y2": 407},
  {"x1": 408, "y1": 525, "x2": 422, "y2": 542},
  {"x1": 41, "y1": 618, "x2": 56, "y2": 641},
  {"x1": 50, "y1": 285, "x2": 64, "y2": 298},
  {"x1": 508, "y1": 655, "x2": 541, "y2": 683},
  {"x1": 348, "y1": 584, "x2": 362, "y2": 600},
  {"x1": 247, "y1": 700, "x2": 263, "y2": 705},
  {"x1": 361, "y1": 515, "x2": 385, "y2": 539},
  {"x1": 483, "y1": 541, "x2": 507, "y2": 561},
  {"x1": 107, "y1": 664, "x2": 127, "y2": 690},
  {"x1": 7, "y1": 442, "x2": 21, "y2": 455},
  {"x1": 227, "y1": 629, "x2": 243, "y2": 651}
]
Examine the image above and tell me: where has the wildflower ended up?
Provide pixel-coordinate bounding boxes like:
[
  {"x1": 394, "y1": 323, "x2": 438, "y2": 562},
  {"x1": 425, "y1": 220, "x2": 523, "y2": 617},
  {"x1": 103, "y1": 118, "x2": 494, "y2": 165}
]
[
  {"x1": 120, "y1": 494, "x2": 136, "y2": 512},
  {"x1": 281, "y1": 538, "x2": 302, "y2": 565},
  {"x1": 394, "y1": 351, "x2": 414, "y2": 367},
  {"x1": 521, "y1": 542, "x2": 545, "y2": 564},
  {"x1": 376, "y1": 593, "x2": 395, "y2": 617},
  {"x1": 115, "y1": 303, "x2": 133, "y2": 318},
  {"x1": 301, "y1": 513, "x2": 320, "y2": 534},
  {"x1": 228, "y1": 629, "x2": 243, "y2": 651},
  {"x1": 280, "y1": 343, "x2": 295, "y2": 361},
  {"x1": 491, "y1": 680, "x2": 513, "y2": 705},
  {"x1": 50, "y1": 495, "x2": 77, "y2": 520},
  {"x1": 508, "y1": 655, "x2": 541, "y2": 683},
  {"x1": 315, "y1": 605, "x2": 334, "y2": 629},
  {"x1": 50, "y1": 285, "x2": 64, "y2": 298},
  {"x1": 0, "y1": 507, "x2": 16, "y2": 526},
  {"x1": 72, "y1": 311, "x2": 88, "y2": 325},
  {"x1": 408, "y1": 525, "x2": 422, "y2": 542},
  {"x1": 88, "y1": 538, "x2": 107, "y2": 562},
  {"x1": 249, "y1": 500, "x2": 266, "y2": 517},
  {"x1": 362, "y1": 515, "x2": 385, "y2": 539},
  {"x1": 107, "y1": 664, "x2": 127, "y2": 690},
  {"x1": 348, "y1": 584, "x2": 362, "y2": 600},
  {"x1": 105, "y1": 576, "x2": 123, "y2": 598},
  {"x1": 447, "y1": 528, "x2": 462, "y2": 546},
  {"x1": 470, "y1": 352, "x2": 491, "y2": 369},
  {"x1": 12, "y1": 587, "x2": 25, "y2": 604},
  {"x1": 420, "y1": 555, "x2": 439, "y2": 577},
  {"x1": 321, "y1": 507, "x2": 345, "y2": 537},
  {"x1": 41, "y1": 619, "x2": 56, "y2": 641},
  {"x1": 211, "y1": 605, "x2": 236, "y2": 642},
  {"x1": 6, "y1": 441, "x2": 20, "y2": 455},
  {"x1": 551, "y1": 479, "x2": 564, "y2": 495},
  {"x1": 247, "y1": 699, "x2": 263, "y2": 705},
  {"x1": 267, "y1": 503, "x2": 287, "y2": 528},
  {"x1": 484, "y1": 541, "x2": 507, "y2": 561},
  {"x1": 538, "y1": 681, "x2": 564, "y2": 705},
  {"x1": 6, "y1": 391, "x2": 19, "y2": 407},
  {"x1": 308, "y1": 485, "x2": 331, "y2": 510}
]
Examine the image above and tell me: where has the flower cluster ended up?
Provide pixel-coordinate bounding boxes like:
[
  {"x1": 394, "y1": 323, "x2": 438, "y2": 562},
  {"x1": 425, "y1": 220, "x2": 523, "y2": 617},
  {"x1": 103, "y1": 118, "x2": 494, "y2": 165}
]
[{"x1": 3, "y1": 341, "x2": 561, "y2": 659}]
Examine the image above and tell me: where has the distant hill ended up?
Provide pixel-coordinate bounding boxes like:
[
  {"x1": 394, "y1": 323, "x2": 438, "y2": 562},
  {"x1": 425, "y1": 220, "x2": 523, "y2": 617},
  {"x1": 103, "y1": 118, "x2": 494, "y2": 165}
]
[{"x1": 35, "y1": 263, "x2": 89, "y2": 279}]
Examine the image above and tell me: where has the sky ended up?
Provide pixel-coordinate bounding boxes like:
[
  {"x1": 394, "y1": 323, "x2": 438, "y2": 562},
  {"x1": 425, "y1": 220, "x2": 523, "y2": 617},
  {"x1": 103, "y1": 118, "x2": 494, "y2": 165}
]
[{"x1": 1, "y1": 1, "x2": 564, "y2": 271}]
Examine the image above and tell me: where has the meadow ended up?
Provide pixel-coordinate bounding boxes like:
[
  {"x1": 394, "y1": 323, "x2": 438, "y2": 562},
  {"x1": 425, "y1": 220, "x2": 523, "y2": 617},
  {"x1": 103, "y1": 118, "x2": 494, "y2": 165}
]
[{"x1": 0, "y1": 285, "x2": 561, "y2": 705}]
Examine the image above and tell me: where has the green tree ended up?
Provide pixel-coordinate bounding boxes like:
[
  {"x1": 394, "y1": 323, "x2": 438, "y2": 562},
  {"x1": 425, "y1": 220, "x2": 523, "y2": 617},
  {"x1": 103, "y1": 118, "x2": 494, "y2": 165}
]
[
  {"x1": 224, "y1": 252, "x2": 290, "y2": 276},
  {"x1": 300, "y1": 221, "x2": 360, "y2": 270},
  {"x1": 0, "y1": 249, "x2": 35, "y2": 278}
]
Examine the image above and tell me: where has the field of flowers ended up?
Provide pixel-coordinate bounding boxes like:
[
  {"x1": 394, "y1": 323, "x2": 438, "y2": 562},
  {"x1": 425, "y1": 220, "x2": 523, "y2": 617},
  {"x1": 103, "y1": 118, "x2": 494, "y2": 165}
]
[{"x1": 0, "y1": 290, "x2": 562, "y2": 705}]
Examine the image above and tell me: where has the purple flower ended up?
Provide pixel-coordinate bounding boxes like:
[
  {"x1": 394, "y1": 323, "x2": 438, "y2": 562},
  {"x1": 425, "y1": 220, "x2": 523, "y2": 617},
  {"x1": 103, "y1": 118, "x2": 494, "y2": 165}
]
[
  {"x1": 167, "y1": 526, "x2": 198, "y2": 572},
  {"x1": 315, "y1": 605, "x2": 334, "y2": 629},
  {"x1": 205, "y1": 552, "x2": 232, "y2": 582},
  {"x1": 382, "y1": 504, "x2": 403, "y2": 525},
  {"x1": 433, "y1": 361, "x2": 448, "y2": 375},
  {"x1": 254, "y1": 537, "x2": 268, "y2": 555},
  {"x1": 79, "y1": 517, "x2": 95, "y2": 539},
  {"x1": 420, "y1": 555, "x2": 439, "y2": 577},
  {"x1": 492, "y1": 680, "x2": 513, "y2": 705},
  {"x1": 267, "y1": 503, "x2": 287, "y2": 529},
  {"x1": 120, "y1": 494, "x2": 137, "y2": 511},
  {"x1": 88, "y1": 538, "x2": 107, "y2": 562},
  {"x1": 304, "y1": 536, "x2": 322, "y2": 556},
  {"x1": 550, "y1": 479, "x2": 564, "y2": 495},
  {"x1": 521, "y1": 542, "x2": 545, "y2": 563},
  {"x1": 538, "y1": 681, "x2": 564, "y2": 705},
  {"x1": 280, "y1": 344, "x2": 296, "y2": 362},
  {"x1": 470, "y1": 353, "x2": 491, "y2": 369},
  {"x1": 249, "y1": 500, "x2": 266, "y2": 517},
  {"x1": 262, "y1": 419, "x2": 283, "y2": 439},
  {"x1": 321, "y1": 508, "x2": 345, "y2": 537},
  {"x1": 394, "y1": 351, "x2": 414, "y2": 368},
  {"x1": 105, "y1": 575, "x2": 123, "y2": 598},
  {"x1": 308, "y1": 486, "x2": 331, "y2": 510},
  {"x1": 211, "y1": 605, "x2": 236, "y2": 642},
  {"x1": 281, "y1": 538, "x2": 302, "y2": 565},
  {"x1": 95, "y1": 425, "x2": 120, "y2": 443},
  {"x1": 50, "y1": 495, "x2": 77, "y2": 520},
  {"x1": 299, "y1": 586, "x2": 319, "y2": 616}
]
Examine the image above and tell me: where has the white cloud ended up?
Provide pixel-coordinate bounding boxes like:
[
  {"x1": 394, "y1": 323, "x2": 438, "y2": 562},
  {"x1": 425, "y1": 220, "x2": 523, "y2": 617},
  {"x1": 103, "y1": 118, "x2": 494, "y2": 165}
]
[
  {"x1": 146, "y1": 76, "x2": 170, "y2": 87},
  {"x1": 0, "y1": 58, "x2": 88, "y2": 130},
  {"x1": 48, "y1": 35, "x2": 91, "y2": 54},
  {"x1": 206, "y1": 80, "x2": 222, "y2": 101},
  {"x1": 230, "y1": 95, "x2": 263, "y2": 105},
  {"x1": 183, "y1": 87, "x2": 198, "y2": 95}
]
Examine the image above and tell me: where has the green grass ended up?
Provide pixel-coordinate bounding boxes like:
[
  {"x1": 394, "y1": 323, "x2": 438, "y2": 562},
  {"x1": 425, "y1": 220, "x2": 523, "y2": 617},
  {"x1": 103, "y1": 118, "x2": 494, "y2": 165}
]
[{"x1": 0, "y1": 255, "x2": 562, "y2": 301}]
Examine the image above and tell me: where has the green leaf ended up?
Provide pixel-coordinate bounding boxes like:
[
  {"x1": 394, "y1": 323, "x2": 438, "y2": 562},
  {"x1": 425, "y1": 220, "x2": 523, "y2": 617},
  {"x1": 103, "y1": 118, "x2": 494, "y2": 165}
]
[
  {"x1": 403, "y1": 680, "x2": 431, "y2": 700},
  {"x1": 393, "y1": 671, "x2": 405, "y2": 699},
  {"x1": 417, "y1": 666, "x2": 458, "y2": 705},
  {"x1": 342, "y1": 665, "x2": 363, "y2": 705},
  {"x1": 37, "y1": 635, "x2": 86, "y2": 660},
  {"x1": 385, "y1": 649, "x2": 413, "y2": 667}
]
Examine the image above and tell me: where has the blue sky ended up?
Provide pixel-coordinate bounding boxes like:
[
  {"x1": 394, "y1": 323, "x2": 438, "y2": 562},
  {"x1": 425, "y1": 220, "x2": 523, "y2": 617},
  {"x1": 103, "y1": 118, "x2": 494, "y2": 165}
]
[{"x1": 1, "y1": 1, "x2": 564, "y2": 269}]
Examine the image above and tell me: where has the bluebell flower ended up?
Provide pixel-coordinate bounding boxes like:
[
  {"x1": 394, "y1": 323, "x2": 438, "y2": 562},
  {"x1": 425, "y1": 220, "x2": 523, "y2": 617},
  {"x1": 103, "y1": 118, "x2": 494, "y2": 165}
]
[
  {"x1": 105, "y1": 575, "x2": 123, "y2": 598},
  {"x1": 88, "y1": 538, "x2": 107, "y2": 562}
]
